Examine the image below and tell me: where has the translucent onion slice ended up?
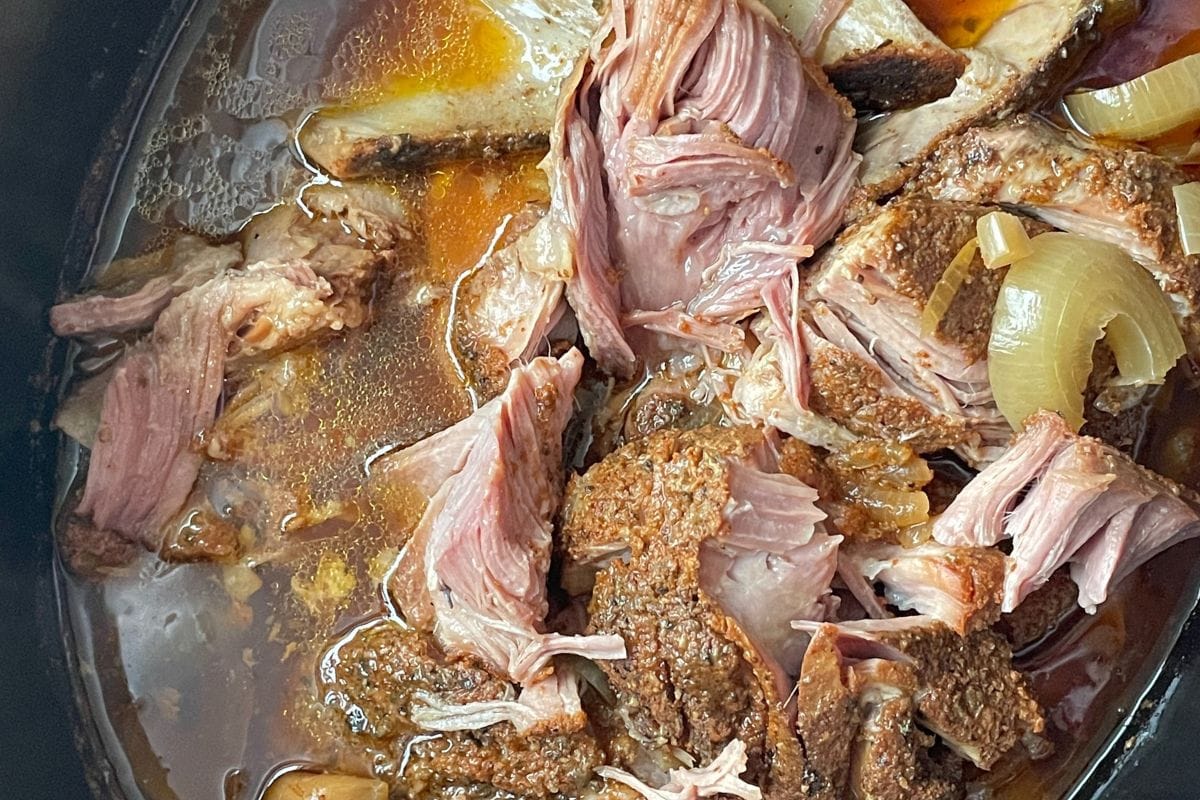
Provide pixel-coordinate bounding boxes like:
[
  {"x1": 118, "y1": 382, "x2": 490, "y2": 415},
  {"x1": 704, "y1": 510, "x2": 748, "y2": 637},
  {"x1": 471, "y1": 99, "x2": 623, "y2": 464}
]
[
  {"x1": 1174, "y1": 182, "x2": 1200, "y2": 256},
  {"x1": 920, "y1": 238, "x2": 979, "y2": 337},
  {"x1": 1064, "y1": 53, "x2": 1200, "y2": 141},
  {"x1": 988, "y1": 233, "x2": 1185, "y2": 432},
  {"x1": 976, "y1": 211, "x2": 1032, "y2": 269}
]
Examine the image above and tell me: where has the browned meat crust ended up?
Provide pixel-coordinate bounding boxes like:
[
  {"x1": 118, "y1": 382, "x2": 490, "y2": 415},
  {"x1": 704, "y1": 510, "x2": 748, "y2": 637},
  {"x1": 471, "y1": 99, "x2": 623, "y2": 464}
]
[
  {"x1": 854, "y1": 0, "x2": 1122, "y2": 204},
  {"x1": 318, "y1": 131, "x2": 549, "y2": 181},
  {"x1": 587, "y1": 562, "x2": 774, "y2": 762},
  {"x1": 808, "y1": 343, "x2": 969, "y2": 453},
  {"x1": 849, "y1": 681, "x2": 960, "y2": 800},
  {"x1": 912, "y1": 116, "x2": 1200, "y2": 346},
  {"x1": 794, "y1": 629, "x2": 858, "y2": 799},
  {"x1": 1081, "y1": 343, "x2": 1153, "y2": 455},
  {"x1": 850, "y1": 690, "x2": 963, "y2": 800},
  {"x1": 59, "y1": 516, "x2": 142, "y2": 573},
  {"x1": 797, "y1": 627, "x2": 967, "y2": 800},
  {"x1": 878, "y1": 624, "x2": 1047, "y2": 768},
  {"x1": 995, "y1": 570, "x2": 1079, "y2": 652},
  {"x1": 804, "y1": 198, "x2": 1049, "y2": 456},
  {"x1": 560, "y1": 426, "x2": 808, "y2": 798},
  {"x1": 826, "y1": 43, "x2": 966, "y2": 112},
  {"x1": 318, "y1": 620, "x2": 603, "y2": 799},
  {"x1": 797, "y1": 619, "x2": 1044, "y2": 798},
  {"x1": 930, "y1": 546, "x2": 1007, "y2": 633},
  {"x1": 816, "y1": 197, "x2": 1046, "y2": 369}
]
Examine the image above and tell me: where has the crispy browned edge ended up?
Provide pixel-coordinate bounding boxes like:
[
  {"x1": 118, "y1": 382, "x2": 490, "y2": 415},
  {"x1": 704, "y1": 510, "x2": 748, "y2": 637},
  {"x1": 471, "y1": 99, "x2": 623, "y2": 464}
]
[
  {"x1": 854, "y1": 0, "x2": 1120, "y2": 207},
  {"x1": 827, "y1": 42, "x2": 968, "y2": 112},
  {"x1": 330, "y1": 130, "x2": 550, "y2": 180}
]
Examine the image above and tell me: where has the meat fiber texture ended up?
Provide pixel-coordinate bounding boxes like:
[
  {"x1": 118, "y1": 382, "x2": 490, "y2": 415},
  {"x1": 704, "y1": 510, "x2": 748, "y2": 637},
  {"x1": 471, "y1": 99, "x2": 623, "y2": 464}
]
[
  {"x1": 934, "y1": 411, "x2": 1200, "y2": 612},
  {"x1": 51, "y1": 184, "x2": 409, "y2": 559},
  {"x1": 545, "y1": 0, "x2": 859, "y2": 379},
  {"x1": 840, "y1": 540, "x2": 1006, "y2": 635},
  {"x1": 70, "y1": 263, "x2": 360, "y2": 549},
  {"x1": 738, "y1": 197, "x2": 1044, "y2": 462},
  {"x1": 377, "y1": 350, "x2": 625, "y2": 733},
  {"x1": 50, "y1": 235, "x2": 242, "y2": 337},
  {"x1": 792, "y1": 616, "x2": 1046, "y2": 799},
  {"x1": 560, "y1": 425, "x2": 841, "y2": 798},
  {"x1": 597, "y1": 739, "x2": 762, "y2": 800}
]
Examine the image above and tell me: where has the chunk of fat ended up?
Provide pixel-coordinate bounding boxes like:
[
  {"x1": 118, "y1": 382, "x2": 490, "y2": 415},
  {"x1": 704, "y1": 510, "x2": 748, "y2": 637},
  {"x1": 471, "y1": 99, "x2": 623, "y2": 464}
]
[
  {"x1": 298, "y1": 0, "x2": 599, "y2": 179},
  {"x1": 856, "y1": 0, "x2": 1123, "y2": 198},
  {"x1": 764, "y1": 0, "x2": 967, "y2": 109}
]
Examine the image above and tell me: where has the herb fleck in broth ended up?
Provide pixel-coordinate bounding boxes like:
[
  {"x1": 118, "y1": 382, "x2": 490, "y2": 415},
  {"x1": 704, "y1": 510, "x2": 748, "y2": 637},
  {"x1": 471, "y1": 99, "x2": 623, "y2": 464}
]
[{"x1": 51, "y1": 0, "x2": 1200, "y2": 799}]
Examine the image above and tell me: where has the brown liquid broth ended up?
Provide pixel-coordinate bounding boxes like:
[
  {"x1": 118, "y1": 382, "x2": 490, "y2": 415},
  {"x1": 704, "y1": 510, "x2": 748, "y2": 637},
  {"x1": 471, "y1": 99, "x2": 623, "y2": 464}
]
[{"x1": 54, "y1": 1, "x2": 1200, "y2": 799}]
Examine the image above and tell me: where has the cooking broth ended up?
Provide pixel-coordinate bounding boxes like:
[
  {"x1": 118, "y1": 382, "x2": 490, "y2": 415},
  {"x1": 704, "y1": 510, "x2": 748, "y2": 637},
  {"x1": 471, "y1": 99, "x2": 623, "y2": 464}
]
[{"x1": 51, "y1": 1, "x2": 1200, "y2": 799}]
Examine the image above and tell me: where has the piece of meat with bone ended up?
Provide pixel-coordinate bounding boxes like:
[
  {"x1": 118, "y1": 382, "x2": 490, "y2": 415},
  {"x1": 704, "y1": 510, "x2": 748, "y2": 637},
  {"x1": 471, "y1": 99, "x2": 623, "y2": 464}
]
[
  {"x1": 546, "y1": 0, "x2": 859, "y2": 377},
  {"x1": 374, "y1": 350, "x2": 625, "y2": 732},
  {"x1": 933, "y1": 411, "x2": 1200, "y2": 613},
  {"x1": 298, "y1": 0, "x2": 600, "y2": 179},
  {"x1": 55, "y1": 184, "x2": 408, "y2": 559},
  {"x1": 72, "y1": 261, "x2": 365, "y2": 550},
  {"x1": 50, "y1": 234, "x2": 242, "y2": 337},
  {"x1": 764, "y1": 0, "x2": 967, "y2": 111},
  {"x1": 316, "y1": 619, "x2": 605, "y2": 799},
  {"x1": 561, "y1": 425, "x2": 842, "y2": 798},
  {"x1": 856, "y1": 0, "x2": 1124, "y2": 201},
  {"x1": 794, "y1": 616, "x2": 1047, "y2": 783},
  {"x1": 912, "y1": 115, "x2": 1200, "y2": 351}
]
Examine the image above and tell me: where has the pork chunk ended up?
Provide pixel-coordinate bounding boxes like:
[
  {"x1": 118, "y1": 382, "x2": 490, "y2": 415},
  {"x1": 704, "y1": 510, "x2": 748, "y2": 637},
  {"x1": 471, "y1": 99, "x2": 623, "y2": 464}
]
[
  {"x1": 546, "y1": 0, "x2": 859, "y2": 376},
  {"x1": 377, "y1": 351, "x2": 624, "y2": 731},
  {"x1": 856, "y1": 0, "x2": 1120, "y2": 200},
  {"x1": 934, "y1": 411, "x2": 1200, "y2": 612},
  {"x1": 803, "y1": 198, "x2": 1047, "y2": 461},
  {"x1": 841, "y1": 540, "x2": 1006, "y2": 634},
  {"x1": 56, "y1": 184, "x2": 409, "y2": 562},
  {"x1": 561, "y1": 426, "x2": 842, "y2": 798},
  {"x1": 913, "y1": 115, "x2": 1200, "y2": 351},
  {"x1": 317, "y1": 620, "x2": 604, "y2": 799},
  {"x1": 796, "y1": 617, "x2": 1047, "y2": 779}
]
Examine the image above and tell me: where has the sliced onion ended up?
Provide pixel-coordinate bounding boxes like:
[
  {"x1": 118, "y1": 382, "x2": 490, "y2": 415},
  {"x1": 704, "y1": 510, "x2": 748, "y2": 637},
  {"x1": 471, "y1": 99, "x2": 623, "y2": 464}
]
[
  {"x1": 976, "y1": 211, "x2": 1032, "y2": 269},
  {"x1": 921, "y1": 238, "x2": 979, "y2": 337},
  {"x1": 988, "y1": 233, "x2": 1185, "y2": 431},
  {"x1": 1064, "y1": 53, "x2": 1200, "y2": 141},
  {"x1": 1174, "y1": 182, "x2": 1200, "y2": 256}
]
